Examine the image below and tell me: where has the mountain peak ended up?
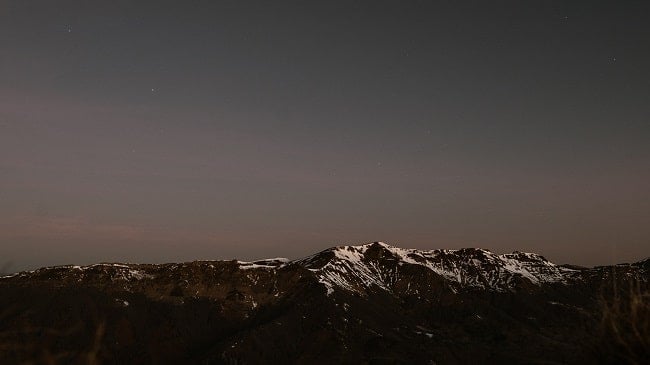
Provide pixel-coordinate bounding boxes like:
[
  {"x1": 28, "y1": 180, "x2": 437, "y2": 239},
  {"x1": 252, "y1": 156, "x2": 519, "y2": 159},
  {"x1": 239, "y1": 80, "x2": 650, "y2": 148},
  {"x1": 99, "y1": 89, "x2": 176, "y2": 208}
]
[{"x1": 301, "y1": 242, "x2": 575, "y2": 295}]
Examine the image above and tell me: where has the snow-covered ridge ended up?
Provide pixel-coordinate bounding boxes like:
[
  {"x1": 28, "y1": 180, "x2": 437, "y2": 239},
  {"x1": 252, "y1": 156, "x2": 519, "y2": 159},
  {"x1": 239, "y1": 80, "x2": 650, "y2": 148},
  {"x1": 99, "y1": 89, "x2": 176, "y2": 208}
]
[
  {"x1": 300, "y1": 242, "x2": 579, "y2": 294},
  {"x1": 1, "y1": 258, "x2": 292, "y2": 279},
  {"x1": 0, "y1": 242, "x2": 587, "y2": 295}
]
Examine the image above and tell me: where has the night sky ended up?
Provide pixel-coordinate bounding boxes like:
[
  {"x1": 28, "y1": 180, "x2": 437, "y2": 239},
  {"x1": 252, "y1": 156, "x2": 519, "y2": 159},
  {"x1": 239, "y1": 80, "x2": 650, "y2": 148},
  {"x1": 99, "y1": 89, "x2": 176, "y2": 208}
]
[{"x1": 2, "y1": 0, "x2": 649, "y2": 271}]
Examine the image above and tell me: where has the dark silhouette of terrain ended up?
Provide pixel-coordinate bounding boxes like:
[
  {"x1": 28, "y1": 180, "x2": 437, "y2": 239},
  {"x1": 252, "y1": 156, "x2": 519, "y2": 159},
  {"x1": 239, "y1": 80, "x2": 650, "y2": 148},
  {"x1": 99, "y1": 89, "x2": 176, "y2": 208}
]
[{"x1": 0, "y1": 242, "x2": 647, "y2": 364}]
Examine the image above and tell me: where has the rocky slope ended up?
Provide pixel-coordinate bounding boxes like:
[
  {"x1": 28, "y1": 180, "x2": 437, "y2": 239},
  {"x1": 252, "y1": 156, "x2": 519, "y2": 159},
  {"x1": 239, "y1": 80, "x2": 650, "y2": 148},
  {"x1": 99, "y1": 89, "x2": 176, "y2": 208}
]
[
  {"x1": 298, "y1": 242, "x2": 582, "y2": 294},
  {"x1": 0, "y1": 242, "x2": 648, "y2": 364}
]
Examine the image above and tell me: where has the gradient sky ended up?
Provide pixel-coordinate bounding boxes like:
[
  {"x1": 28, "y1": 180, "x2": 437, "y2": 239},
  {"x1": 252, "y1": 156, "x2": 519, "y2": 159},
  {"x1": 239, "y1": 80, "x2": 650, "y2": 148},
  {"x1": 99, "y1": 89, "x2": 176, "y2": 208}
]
[{"x1": 1, "y1": 0, "x2": 649, "y2": 271}]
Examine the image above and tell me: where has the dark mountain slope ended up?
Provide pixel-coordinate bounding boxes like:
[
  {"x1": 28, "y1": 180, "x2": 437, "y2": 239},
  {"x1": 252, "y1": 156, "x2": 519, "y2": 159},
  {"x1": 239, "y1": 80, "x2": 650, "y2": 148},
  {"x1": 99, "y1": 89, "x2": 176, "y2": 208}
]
[{"x1": 0, "y1": 242, "x2": 647, "y2": 364}]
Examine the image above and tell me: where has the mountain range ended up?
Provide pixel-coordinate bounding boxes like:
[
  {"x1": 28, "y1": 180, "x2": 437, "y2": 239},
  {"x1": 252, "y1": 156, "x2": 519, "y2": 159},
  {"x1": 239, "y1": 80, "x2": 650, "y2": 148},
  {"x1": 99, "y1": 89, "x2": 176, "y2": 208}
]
[{"x1": 1, "y1": 242, "x2": 648, "y2": 364}]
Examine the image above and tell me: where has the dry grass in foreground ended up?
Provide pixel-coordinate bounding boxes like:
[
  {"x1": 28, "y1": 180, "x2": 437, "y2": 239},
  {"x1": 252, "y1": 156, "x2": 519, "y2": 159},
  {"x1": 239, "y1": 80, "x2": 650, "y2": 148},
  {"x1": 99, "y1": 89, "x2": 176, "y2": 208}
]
[{"x1": 597, "y1": 275, "x2": 650, "y2": 365}]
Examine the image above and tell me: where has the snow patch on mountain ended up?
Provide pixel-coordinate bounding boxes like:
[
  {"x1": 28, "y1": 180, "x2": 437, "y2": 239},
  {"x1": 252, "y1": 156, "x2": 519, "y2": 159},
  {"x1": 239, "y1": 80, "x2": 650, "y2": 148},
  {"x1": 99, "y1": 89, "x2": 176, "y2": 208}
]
[{"x1": 237, "y1": 258, "x2": 290, "y2": 270}]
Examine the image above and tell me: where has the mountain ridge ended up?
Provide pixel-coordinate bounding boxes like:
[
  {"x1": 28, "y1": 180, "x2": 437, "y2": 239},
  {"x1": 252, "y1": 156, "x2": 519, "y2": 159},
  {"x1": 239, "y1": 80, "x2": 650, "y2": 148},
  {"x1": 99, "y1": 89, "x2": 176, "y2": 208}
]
[
  {"x1": 4, "y1": 241, "x2": 646, "y2": 295},
  {"x1": 1, "y1": 241, "x2": 647, "y2": 364}
]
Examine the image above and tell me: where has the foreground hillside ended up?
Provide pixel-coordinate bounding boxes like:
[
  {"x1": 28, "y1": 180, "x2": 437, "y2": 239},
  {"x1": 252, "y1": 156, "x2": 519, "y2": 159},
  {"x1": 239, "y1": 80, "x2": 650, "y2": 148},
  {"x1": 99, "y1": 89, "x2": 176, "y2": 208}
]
[{"x1": 1, "y1": 242, "x2": 648, "y2": 364}]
